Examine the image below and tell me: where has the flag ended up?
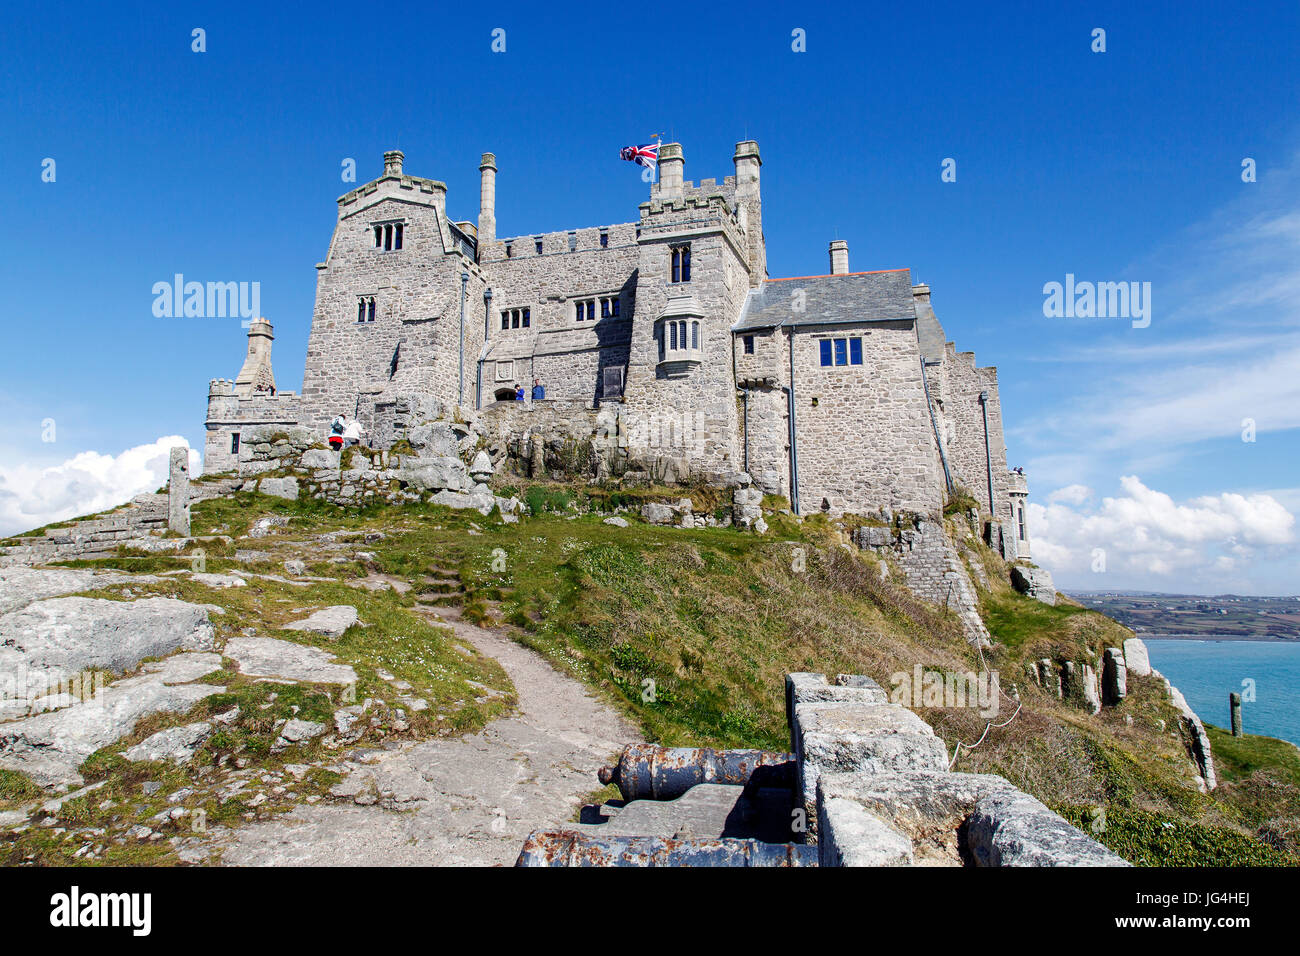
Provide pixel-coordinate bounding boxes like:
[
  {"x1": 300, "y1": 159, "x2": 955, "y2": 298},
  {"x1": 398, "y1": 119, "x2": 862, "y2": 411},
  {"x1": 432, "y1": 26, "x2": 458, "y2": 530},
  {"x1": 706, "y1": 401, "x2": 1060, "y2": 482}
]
[{"x1": 620, "y1": 143, "x2": 660, "y2": 169}]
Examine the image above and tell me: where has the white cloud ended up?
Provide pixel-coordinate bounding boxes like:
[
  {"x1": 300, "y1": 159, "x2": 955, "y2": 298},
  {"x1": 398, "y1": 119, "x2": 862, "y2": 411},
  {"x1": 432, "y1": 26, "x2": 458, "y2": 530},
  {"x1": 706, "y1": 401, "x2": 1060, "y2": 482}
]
[
  {"x1": 1047, "y1": 484, "x2": 1092, "y2": 506},
  {"x1": 1030, "y1": 476, "x2": 1297, "y2": 594},
  {"x1": 0, "y1": 437, "x2": 200, "y2": 537}
]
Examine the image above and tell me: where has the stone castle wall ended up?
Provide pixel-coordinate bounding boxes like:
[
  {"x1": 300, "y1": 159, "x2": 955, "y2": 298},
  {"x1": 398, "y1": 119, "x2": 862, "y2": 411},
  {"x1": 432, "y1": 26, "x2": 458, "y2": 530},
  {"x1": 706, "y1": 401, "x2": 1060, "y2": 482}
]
[
  {"x1": 790, "y1": 320, "x2": 943, "y2": 517},
  {"x1": 934, "y1": 343, "x2": 1011, "y2": 527}
]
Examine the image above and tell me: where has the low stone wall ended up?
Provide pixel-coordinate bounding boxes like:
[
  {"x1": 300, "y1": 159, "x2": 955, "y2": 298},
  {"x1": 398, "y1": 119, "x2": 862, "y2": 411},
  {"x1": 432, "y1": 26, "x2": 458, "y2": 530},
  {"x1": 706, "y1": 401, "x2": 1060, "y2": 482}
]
[
  {"x1": 790, "y1": 672, "x2": 1125, "y2": 865},
  {"x1": 516, "y1": 671, "x2": 1126, "y2": 867},
  {"x1": 0, "y1": 480, "x2": 241, "y2": 567}
]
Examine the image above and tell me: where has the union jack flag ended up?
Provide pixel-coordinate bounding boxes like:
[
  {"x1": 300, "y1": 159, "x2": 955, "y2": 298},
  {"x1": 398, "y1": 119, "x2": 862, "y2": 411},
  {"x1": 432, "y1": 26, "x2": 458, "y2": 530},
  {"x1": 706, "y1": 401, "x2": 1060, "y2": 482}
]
[{"x1": 620, "y1": 142, "x2": 660, "y2": 169}]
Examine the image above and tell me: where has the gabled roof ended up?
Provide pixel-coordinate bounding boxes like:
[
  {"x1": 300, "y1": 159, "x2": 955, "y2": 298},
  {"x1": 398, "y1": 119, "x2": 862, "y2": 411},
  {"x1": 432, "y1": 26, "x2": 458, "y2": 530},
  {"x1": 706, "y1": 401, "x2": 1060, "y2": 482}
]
[{"x1": 733, "y1": 268, "x2": 916, "y2": 332}]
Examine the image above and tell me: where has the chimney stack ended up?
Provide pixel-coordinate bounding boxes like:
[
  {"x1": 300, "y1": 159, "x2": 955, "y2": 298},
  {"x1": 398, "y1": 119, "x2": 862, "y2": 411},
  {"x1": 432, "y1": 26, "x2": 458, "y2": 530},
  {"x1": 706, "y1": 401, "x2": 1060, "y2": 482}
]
[
  {"x1": 658, "y1": 143, "x2": 684, "y2": 199},
  {"x1": 829, "y1": 240, "x2": 849, "y2": 275},
  {"x1": 478, "y1": 152, "x2": 497, "y2": 246},
  {"x1": 733, "y1": 140, "x2": 761, "y2": 196},
  {"x1": 383, "y1": 150, "x2": 404, "y2": 177}
]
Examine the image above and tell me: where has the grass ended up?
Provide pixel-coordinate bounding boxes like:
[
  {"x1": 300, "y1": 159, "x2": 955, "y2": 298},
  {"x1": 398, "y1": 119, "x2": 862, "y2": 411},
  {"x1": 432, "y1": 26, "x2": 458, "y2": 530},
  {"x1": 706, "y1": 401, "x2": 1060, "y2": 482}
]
[{"x1": 8, "y1": 485, "x2": 1299, "y2": 866}]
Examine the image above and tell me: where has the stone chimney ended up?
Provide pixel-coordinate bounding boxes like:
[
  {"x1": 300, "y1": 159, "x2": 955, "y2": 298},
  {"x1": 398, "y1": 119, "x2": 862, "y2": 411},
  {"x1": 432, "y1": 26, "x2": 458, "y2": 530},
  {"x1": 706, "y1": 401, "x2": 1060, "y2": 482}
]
[
  {"x1": 478, "y1": 152, "x2": 497, "y2": 246},
  {"x1": 733, "y1": 140, "x2": 761, "y2": 197},
  {"x1": 829, "y1": 240, "x2": 849, "y2": 275},
  {"x1": 658, "y1": 143, "x2": 684, "y2": 199},
  {"x1": 234, "y1": 317, "x2": 276, "y2": 397},
  {"x1": 383, "y1": 150, "x2": 404, "y2": 177}
]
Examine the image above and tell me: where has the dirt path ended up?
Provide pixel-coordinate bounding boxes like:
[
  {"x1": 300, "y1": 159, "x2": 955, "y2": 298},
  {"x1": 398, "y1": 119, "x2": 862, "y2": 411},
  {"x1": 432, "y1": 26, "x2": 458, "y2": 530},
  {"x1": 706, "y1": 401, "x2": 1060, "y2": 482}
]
[{"x1": 215, "y1": 609, "x2": 641, "y2": 866}]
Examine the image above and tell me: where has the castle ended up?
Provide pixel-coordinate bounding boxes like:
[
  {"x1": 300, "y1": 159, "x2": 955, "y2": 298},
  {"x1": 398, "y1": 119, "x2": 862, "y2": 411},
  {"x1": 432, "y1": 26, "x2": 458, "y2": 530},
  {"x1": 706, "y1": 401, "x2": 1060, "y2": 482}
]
[{"x1": 203, "y1": 141, "x2": 1032, "y2": 558}]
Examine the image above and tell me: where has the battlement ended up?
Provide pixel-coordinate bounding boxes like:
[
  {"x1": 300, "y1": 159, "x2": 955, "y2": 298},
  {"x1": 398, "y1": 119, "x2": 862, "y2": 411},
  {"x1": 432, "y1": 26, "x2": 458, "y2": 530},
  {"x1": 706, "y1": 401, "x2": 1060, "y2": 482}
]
[{"x1": 485, "y1": 222, "x2": 641, "y2": 262}]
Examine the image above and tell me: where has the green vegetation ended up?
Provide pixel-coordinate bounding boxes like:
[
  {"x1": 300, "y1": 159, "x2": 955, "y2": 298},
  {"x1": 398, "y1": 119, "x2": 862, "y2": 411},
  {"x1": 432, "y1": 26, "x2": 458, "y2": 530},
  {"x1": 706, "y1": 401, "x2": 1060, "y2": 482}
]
[{"x1": 8, "y1": 485, "x2": 1297, "y2": 866}]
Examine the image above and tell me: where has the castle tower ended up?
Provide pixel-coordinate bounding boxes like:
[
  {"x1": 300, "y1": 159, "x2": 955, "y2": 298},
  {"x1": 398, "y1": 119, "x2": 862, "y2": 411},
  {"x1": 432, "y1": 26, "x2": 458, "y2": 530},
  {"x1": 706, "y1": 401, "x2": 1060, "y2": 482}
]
[
  {"x1": 478, "y1": 152, "x2": 497, "y2": 248},
  {"x1": 234, "y1": 318, "x2": 276, "y2": 396},
  {"x1": 622, "y1": 142, "x2": 753, "y2": 480},
  {"x1": 301, "y1": 150, "x2": 486, "y2": 428}
]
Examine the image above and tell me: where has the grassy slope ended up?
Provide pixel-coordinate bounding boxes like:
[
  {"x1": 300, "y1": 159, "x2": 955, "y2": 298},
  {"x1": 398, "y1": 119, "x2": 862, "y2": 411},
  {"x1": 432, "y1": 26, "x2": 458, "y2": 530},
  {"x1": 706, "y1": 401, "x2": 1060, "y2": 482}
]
[{"x1": 5, "y1": 485, "x2": 1298, "y2": 866}]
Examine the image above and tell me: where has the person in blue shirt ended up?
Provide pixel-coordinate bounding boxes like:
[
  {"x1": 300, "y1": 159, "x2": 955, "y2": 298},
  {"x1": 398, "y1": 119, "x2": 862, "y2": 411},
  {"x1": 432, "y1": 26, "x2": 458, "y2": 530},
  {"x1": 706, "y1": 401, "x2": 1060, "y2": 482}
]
[
  {"x1": 531, "y1": 378, "x2": 545, "y2": 401},
  {"x1": 514, "y1": 384, "x2": 524, "y2": 401}
]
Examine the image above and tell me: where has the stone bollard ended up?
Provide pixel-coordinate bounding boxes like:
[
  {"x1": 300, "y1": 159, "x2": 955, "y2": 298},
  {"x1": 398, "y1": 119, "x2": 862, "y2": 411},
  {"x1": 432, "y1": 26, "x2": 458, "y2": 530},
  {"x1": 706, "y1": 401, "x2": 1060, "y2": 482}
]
[
  {"x1": 1230, "y1": 692, "x2": 1242, "y2": 737},
  {"x1": 168, "y1": 447, "x2": 191, "y2": 536}
]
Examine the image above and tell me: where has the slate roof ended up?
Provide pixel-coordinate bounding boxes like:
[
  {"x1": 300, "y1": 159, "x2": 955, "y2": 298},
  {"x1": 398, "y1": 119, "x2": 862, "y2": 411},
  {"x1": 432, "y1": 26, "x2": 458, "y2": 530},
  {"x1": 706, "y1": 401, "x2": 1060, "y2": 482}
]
[{"x1": 733, "y1": 268, "x2": 917, "y2": 332}]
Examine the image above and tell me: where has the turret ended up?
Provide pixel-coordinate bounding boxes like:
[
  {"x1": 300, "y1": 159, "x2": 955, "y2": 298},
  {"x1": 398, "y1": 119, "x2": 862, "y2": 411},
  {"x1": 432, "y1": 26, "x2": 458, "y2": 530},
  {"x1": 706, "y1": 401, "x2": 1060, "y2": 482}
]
[
  {"x1": 234, "y1": 318, "x2": 276, "y2": 396},
  {"x1": 658, "y1": 143, "x2": 684, "y2": 199}
]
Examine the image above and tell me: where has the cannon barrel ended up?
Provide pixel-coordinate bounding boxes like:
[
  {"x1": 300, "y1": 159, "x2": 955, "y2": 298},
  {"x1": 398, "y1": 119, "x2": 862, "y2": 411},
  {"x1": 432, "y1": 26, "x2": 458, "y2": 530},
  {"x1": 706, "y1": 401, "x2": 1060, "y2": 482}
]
[
  {"x1": 598, "y1": 744, "x2": 795, "y2": 801},
  {"x1": 516, "y1": 830, "x2": 817, "y2": 867}
]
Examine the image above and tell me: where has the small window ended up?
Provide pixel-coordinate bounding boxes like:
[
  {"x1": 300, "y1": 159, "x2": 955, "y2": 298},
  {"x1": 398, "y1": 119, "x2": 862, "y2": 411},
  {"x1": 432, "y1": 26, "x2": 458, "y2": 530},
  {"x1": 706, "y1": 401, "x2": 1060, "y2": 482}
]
[
  {"x1": 600, "y1": 231, "x2": 608, "y2": 248},
  {"x1": 568, "y1": 232, "x2": 577, "y2": 252},
  {"x1": 506, "y1": 244, "x2": 513, "y2": 258},
  {"x1": 1018, "y1": 506, "x2": 1027, "y2": 541},
  {"x1": 671, "y1": 245, "x2": 691, "y2": 283},
  {"x1": 849, "y1": 337, "x2": 863, "y2": 365},
  {"x1": 535, "y1": 238, "x2": 543, "y2": 255},
  {"x1": 609, "y1": 297, "x2": 619, "y2": 317},
  {"x1": 231, "y1": 433, "x2": 240, "y2": 455},
  {"x1": 834, "y1": 339, "x2": 848, "y2": 366},
  {"x1": 743, "y1": 335, "x2": 754, "y2": 355},
  {"x1": 522, "y1": 308, "x2": 531, "y2": 328},
  {"x1": 691, "y1": 321, "x2": 699, "y2": 349},
  {"x1": 357, "y1": 296, "x2": 375, "y2": 323},
  {"x1": 395, "y1": 223, "x2": 403, "y2": 250},
  {"x1": 819, "y1": 340, "x2": 833, "y2": 366},
  {"x1": 501, "y1": 311, "x2": 510, "y2": 330},
  {"x1": 601, "y1": 298, "x2": 610, "y2": 319}
]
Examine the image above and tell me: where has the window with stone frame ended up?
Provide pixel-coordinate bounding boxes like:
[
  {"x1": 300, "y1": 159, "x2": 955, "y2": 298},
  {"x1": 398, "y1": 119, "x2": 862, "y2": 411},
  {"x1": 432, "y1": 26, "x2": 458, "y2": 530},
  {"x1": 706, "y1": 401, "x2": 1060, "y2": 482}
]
[
  {"x1": 357, "y1": 296, "x2": 376, "y2": 323},
  {"x1": 500, "y1": 307, "x2": 531, "y2": 330},
  {"x1": 574, "y1": 299, "x2": 597, "y2": 322},
  {"x1": 600, "y1": 296, "x2": 620, "y2": 319},
  {"x1": 743, "y1": 335, "x2": 755, "y2": 354},
  {"x1": 372, "y1": 221, "x2": 404, "y2": 252},
  {"x1": 670, "y1": 244, "x2": 691, "y2": 283},
  {"x1": 660, "y1": 318, "x2": 701, "y2": 359},
  {"x1": 230, "y1": 433, "x2": 240, "y2": 455},
  {"x1": 818, "y1": 336, "x2": 863, "y2": 367}
]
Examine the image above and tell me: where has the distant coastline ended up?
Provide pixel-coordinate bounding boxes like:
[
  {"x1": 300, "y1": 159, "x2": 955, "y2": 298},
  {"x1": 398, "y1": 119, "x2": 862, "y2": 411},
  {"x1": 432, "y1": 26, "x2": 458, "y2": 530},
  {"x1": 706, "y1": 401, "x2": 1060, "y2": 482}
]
[{"x1": 1138, "y1": 634, "x2": 1298, "y2": 643}]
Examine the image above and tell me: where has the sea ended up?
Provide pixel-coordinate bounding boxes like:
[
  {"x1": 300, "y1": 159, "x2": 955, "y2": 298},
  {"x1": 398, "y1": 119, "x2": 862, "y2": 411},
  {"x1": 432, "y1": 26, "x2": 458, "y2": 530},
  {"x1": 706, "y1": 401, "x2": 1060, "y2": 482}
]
[{"x1": 1144, "y1": 639, "x2": 1300, "y2": 747}]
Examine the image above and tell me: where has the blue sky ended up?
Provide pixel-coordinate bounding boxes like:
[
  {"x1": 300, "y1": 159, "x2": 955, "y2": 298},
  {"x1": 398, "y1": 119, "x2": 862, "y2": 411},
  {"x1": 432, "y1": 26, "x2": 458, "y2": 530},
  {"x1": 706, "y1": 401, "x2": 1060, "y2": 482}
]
[{"x1": 2, "y1": 1, "x2": 1298, "y2": 593}]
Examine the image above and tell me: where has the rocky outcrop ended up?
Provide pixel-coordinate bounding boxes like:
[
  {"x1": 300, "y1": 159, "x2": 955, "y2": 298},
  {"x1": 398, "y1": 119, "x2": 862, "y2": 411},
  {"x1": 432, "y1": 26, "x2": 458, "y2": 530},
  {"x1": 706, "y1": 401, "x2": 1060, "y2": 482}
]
[
  {"x1": 0, "y1": 595, "x2": 215, "y2": 705},
  {"x1": 1010, "y1": 565, "x2": 1056, "y2": 605},
  {"x1": 282, "y1": 605, "x2": 359, "y2": 639},
  {"x1": 223, "y1": 636, "x2": 357, "y2": 685}
]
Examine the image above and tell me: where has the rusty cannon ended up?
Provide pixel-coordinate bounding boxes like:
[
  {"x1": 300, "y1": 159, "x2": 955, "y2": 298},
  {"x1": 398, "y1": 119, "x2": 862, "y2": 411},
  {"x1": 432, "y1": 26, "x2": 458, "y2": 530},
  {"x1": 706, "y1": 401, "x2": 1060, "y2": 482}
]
[
  {"x1": 598, "y1": 744, "x2": 796, "y2": 802},
  {"x1": 516, "y1": 830, "x2": 817, "y2": 867}
]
